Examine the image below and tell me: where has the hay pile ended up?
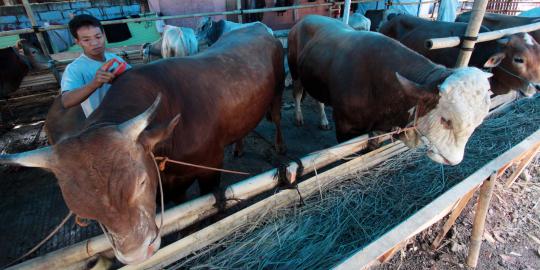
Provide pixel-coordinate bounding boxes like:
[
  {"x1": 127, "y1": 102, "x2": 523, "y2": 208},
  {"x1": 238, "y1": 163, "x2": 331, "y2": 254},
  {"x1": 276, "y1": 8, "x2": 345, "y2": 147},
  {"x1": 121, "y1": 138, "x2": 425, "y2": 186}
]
[{"x1": 174, "y1": 95, "x2": 540, "y2": 270}]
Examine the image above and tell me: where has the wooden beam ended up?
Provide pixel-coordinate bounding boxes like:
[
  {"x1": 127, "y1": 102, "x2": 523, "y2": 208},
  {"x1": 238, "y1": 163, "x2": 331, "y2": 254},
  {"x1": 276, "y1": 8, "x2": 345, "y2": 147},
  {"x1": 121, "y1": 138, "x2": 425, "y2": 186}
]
[
  {"x1": 333, "y1": 129, "x2": 540, "y2": 270},
  {"x1": 504, "y1": 143, "x2": 540, "y2": 188},
  {"x1": 431, "y1": 187, "x2": 477, "y2": 249},
  {"x1": 455, "y1": 0, "x2": 489, "y2": 67},
  {"x1": 466, "y1": 173, "x2": 497, "y2": 268},
  {"x1": 378, "y1": 241, "x2": 406, "y2": 264}
]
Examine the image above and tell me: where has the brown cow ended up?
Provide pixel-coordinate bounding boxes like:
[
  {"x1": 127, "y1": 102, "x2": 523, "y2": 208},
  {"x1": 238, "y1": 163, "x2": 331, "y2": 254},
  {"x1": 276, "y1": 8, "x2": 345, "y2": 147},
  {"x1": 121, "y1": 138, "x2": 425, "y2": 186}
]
[
  {"x1": 380, "y1": 14, "x2": 540, "y2": 97},
  {"x1": 1, "y1": 24, "x2": 285, "y2": 264},
  {"x1": 289, "y1": 15, "x2": 492, "y2": 165},
  {"x1": 0, "y1": 39, "x2": 53, "y2": 98},
  {"x1": 456, "y1": 11, "x2": 540, "y2": 42}
]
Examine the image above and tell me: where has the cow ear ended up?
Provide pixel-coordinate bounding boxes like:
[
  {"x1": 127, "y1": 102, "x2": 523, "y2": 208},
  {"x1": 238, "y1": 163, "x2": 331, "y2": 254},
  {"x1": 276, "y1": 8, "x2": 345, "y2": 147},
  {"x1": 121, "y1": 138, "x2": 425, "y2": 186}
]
[
  {"x1": 138, "y1": 114, "x2": 181, "y2": 152},
  {"x1": 395, "y1": 72, "x2": 436, "y2": 101},
  {"x1": 484, "y1": 52, "x2": 505, "y2": 68}
]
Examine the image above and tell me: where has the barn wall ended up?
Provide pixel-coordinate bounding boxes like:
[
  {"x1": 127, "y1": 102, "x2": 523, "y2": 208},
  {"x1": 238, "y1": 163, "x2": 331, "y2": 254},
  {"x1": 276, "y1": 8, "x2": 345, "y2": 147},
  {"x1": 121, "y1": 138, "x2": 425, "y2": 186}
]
[
  {"x1": 148, "y1": 0, "x2": 330, "y2": 30},
  {"x1": 0, "y1": 0, "x2": 144, "y2": 30}
]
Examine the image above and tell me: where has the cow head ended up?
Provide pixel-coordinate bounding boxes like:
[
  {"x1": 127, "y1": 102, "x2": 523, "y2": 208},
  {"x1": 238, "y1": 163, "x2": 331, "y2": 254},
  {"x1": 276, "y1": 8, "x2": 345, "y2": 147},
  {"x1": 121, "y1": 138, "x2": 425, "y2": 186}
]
[
  {"x1": 396, "y1": 67, "x2": 492, "y2": 165},
  {"x1": 485, "y1": 33, "x2": 540, "y2": 97},
  {"x1": 0, "y1": 95, "x2": 181, "y2": 264},
  {"x1": 15, "y1": 39, "x2": 51, "y2": 71},
  {"x1": 196, "y1": 17, "x2": 224, "y2": 46}
]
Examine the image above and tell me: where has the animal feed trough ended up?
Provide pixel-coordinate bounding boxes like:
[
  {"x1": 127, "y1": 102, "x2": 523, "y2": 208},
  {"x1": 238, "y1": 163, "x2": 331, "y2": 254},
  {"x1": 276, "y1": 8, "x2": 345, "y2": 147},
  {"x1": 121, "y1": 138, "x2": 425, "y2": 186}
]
[{"x1": 155, "y1": 94, "x2": 540, "y2": 270}]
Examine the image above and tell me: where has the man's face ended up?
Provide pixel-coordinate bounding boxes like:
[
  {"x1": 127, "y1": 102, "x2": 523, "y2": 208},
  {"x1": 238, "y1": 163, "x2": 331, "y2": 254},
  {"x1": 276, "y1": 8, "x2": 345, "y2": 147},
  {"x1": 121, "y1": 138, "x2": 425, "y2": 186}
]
[{"x1": 75, "y1": 25, "x2": 106, "y2": 57}]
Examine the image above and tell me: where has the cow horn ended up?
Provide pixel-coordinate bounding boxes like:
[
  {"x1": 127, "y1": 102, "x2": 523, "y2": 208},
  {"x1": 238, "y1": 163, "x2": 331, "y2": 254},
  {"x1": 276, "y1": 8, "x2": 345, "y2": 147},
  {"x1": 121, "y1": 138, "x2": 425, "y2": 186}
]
[
  {"x1": 0, "y1": 146, "x2": 53, "y2": 168},
  {"x1": 118, "y1": 93, "x2": 162, "y2": 140}
]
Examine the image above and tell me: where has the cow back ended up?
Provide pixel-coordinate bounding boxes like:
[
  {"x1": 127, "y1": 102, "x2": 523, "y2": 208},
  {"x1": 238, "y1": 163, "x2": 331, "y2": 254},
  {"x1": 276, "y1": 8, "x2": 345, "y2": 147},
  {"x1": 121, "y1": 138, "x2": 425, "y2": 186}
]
[
  {"x1": 85, "y1": 24, "x2": 283, "y2": 169},
  {"x1": 380, "y1": 15, "x2": 496, "y2": 68},
  {"x1": 456, "y1": 11, "x2": 540, "y2": 42}
]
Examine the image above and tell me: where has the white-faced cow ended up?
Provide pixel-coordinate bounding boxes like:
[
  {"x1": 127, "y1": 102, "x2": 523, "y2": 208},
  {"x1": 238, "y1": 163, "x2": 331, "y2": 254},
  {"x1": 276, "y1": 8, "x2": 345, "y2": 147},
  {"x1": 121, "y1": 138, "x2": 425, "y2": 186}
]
[
  {"x1": 196, "y1": 17, "x2": 273, "y2": 46},
  {"x1": 289, "y1": 15, "x2": 492, "y2": 165},
  {"x1": 141, "y1": 25, "x2": 199, "y2": 64},
  {"x1": 380, "y1": 14, "x2": 540, "y2": 97},
  {"x1": 1, "y1": 24, "x2": 285, "y2": 264},
  {"x1": 348, "y1": 13, "x2": 371, "y2": 31}
]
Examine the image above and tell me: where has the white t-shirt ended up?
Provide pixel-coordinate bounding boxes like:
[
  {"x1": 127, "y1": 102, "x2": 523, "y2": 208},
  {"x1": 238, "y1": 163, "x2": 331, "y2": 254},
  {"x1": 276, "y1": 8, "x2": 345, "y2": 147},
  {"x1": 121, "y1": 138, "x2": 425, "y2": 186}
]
[{"x1": 61, "y1": 52, "x2": 131, "y2": 117}]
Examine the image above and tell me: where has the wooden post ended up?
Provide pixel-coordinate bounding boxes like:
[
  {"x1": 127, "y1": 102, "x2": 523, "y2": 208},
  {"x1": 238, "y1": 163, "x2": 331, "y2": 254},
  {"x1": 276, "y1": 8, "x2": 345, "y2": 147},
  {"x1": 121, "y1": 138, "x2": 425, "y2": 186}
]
[
  {"x1": 455, "y1": 0, "x2": 489, "y2": 67},
  {"x1": 21, "y1": 0, "x2": 50, "y2": 57},
  {"x1": 466, "y1": 173, "x2": 497, "y2": 268},
  {"x1": 236, "y1": 0, "x2": 243, "y2": 23},
  {"x1": 504, "y1": 144, "x2": 540, "y2": 188},
  {"x1": 293, "y1": 0, "x2": 300, "y2": 22},
  {"x1": 431, "y1": 187, "x2": 477, "y2": 249},
  {"x1": 343, "y1": 0, "x2": 352, "y2": 24}
]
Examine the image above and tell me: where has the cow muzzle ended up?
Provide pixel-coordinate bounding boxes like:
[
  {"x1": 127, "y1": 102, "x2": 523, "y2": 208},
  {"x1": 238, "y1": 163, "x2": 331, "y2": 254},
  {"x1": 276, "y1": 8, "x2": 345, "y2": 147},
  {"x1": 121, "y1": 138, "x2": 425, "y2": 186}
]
[
  {"x1": 426, "y1": 148, "x2": 460, "y2": 166},
  {"x1": 114, "y1": 233, "x2": 161, "y2": 265}
]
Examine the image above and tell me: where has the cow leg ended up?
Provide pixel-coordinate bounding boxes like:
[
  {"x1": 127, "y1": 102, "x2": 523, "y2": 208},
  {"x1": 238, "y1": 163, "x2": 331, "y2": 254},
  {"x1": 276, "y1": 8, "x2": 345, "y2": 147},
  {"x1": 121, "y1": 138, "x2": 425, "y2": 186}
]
[
  {"x1": 233, "y1": 139, "x2": 244, "y2": 157},
  {"x1": 270, "y1": 90, "x2": 287, "y2": 154},
  {"x1": 318, "y1": 102, "x2": 331, "y2": 130},
  {"x1": 293, "y1": 79, "x2": 304, "y2": 127},
  {"x1": 335, "y1": 118, "x2": 356, "y2": 143},
  {"x1": 164, "y1": 175, "x2": 196, "y2": 204},
  {"x1": 198, "y1": 169, "x2": 226, "y2": 212}
]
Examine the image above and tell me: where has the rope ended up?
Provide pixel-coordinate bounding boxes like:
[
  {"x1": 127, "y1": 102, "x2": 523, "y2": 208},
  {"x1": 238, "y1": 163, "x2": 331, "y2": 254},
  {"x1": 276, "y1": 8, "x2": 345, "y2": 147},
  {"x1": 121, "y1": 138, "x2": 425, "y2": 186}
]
[
  {"x1": 155, "y1": 156, "x2": 250, "y2": 175},
  {"x1": 496, "y1": 65, "x2": 538, "y2": 89},
  {"x1": 2, "y1": 211, "x2": 73, "y2": 268}
]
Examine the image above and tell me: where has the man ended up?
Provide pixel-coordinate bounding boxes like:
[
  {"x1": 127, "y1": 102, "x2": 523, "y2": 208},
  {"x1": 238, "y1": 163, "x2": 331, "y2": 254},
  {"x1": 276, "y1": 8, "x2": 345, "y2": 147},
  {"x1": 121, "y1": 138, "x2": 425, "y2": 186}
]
[{"x1": 61, "y1": 14, "x2": 131, "y2": 117}]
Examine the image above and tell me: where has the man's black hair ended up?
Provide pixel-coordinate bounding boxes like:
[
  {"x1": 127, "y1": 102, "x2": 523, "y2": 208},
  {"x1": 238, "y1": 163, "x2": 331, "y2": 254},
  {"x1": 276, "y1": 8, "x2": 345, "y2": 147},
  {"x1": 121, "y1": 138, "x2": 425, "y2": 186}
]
[{"x1": 68, "y1": 14, "x2": 103, "y2": 39}]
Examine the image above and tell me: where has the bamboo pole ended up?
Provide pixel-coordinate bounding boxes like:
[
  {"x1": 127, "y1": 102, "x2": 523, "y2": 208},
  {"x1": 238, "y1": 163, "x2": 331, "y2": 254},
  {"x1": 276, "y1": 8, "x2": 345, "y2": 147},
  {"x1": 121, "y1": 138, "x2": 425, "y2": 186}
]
[
  {"x1": 455, "y1": 0, "x2": 490, "y2": 67},
  {"x1": 426, "y1": 21, "x2": 540, "y2": 50},
  {"x1": 9, "y1": 134, "x2": 388, "y2": 270},
  {"x1": 120, "y1": 142, "x2": 408, "y2": 270},
  {"x1": 431, "y1": 187, "x2": 478, "y2": 249},
  {"x1": 236, "y1": 0, "x2": 242, "y2": 23},
  {"x1": 293, "y1": 0, "x2": 300, "y2": 22},
  {"x1": 21, "y1": 0, "x2": 50, "y2": 57},
  {"x1": 466, "y1": 173, "x2": 497, "y2": 268},
  {"x1": 504, "y1": 143, "x2": 540, "y2": 188},
  {"x1": 343, "y1": 0, "x2": 352, "y2": 24}
]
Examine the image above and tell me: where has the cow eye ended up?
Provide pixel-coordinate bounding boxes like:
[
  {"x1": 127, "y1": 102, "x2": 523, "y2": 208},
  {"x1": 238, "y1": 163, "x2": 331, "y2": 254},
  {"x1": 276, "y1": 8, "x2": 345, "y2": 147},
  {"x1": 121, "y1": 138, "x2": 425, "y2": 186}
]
[
  {"x1": 513, "y1": 57, "x2": 524, "y2": 64},
  {"x1": 441, "y1": 117, "x2": 452, "y2": 129}
]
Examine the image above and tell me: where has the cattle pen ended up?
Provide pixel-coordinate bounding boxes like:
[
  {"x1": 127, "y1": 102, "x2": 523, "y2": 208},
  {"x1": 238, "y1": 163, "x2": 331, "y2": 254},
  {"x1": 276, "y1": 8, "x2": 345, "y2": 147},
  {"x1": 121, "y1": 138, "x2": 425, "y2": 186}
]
[{"x1": 1, "y1": 0, "x2": 540, "y2": 270}]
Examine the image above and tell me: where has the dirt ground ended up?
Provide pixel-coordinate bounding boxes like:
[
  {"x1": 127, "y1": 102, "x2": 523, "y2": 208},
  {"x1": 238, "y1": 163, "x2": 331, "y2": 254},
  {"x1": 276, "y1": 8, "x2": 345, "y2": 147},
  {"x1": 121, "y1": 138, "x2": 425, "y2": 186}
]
[{"x1": 373, "y1": 156, "x2": 540, "y2": 270}]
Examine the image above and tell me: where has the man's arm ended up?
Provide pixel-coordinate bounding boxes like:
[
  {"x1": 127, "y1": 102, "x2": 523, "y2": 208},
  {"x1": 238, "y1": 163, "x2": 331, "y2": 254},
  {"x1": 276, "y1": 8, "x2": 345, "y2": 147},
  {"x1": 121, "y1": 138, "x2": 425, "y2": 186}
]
[{"x1": 61, "y1": 69, "x2": 115, "y2": 109}]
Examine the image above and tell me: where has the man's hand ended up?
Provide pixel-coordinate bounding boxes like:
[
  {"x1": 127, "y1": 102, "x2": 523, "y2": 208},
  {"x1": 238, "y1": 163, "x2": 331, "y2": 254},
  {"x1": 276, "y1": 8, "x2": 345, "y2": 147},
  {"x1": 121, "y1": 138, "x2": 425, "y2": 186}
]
[{"x1": 91, "y1": 69, "x2": 115, "y2": 88}]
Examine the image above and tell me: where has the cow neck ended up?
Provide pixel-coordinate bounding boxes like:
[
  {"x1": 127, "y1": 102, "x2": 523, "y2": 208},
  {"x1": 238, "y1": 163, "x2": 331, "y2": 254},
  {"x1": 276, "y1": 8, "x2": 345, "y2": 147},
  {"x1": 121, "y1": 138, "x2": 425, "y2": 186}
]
[{"x1": 490, "y1": 66, "x2": 529, "y2": 94}]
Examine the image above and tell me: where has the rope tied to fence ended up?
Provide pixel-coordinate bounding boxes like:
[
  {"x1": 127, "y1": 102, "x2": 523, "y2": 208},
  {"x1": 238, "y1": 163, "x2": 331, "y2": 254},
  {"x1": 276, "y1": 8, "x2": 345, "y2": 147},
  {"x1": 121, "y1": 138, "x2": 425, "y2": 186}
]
[{"x1": 154, "y1": 156, "x2": 250, "y2": 175}]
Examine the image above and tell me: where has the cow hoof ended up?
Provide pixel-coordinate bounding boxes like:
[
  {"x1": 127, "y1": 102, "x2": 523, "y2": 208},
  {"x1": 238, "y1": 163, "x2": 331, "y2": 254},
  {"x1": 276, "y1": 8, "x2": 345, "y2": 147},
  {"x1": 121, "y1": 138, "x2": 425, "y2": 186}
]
[
  {"x1": 294, "y1": 119, "x2": 304, "y2": 127},
  {"x1": 319, "y1": 124, "x2": 332, "y2": 130}
]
